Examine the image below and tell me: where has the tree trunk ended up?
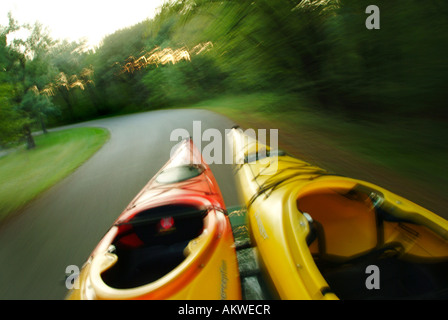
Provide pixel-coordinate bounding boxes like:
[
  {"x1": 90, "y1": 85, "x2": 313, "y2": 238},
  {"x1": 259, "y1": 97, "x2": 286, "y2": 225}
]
[
  {"x1": 59, "y1": 88, "x2": 75, "y2": 121},
  {"x1": 38, "y1": 112, "x2": 48, "y2": 134},
  {"x1": 24, "y1": 124, "x2": 36, "y2": 149}
]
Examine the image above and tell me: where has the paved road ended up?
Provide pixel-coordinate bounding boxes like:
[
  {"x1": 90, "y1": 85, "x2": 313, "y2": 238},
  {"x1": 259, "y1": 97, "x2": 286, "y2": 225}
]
[{"x1": 0, "y1": 109, "x2": 241, "y2": 299}]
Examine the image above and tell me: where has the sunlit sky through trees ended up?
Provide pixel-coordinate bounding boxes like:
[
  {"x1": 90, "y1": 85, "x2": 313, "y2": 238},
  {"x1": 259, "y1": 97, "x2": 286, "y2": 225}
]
[{"x1": 0, "y1": 0, "x2": 167, "y2": 48}]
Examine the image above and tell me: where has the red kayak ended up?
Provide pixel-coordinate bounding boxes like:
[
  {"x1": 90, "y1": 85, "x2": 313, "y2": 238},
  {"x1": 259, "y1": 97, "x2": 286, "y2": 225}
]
[{"x1": 66, "y1": 138, "x2": 242, "y2": 300}]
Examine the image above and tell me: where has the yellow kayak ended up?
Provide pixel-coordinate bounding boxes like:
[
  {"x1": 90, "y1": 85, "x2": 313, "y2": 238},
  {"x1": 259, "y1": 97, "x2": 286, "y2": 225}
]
[{"x1": 229, "y1": 127, "x2": 448, "y2": 300}]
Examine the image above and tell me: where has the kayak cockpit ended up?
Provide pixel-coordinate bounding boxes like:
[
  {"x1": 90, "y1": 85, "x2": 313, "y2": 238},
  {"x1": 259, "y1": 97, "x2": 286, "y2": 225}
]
[
  {"x1": 101, "y1": 204, "x2": 207, "y2": 289},
  {"x1": 297, "y1": 182, "x2": 448, "y2": 299},
  {"x1": 155, "y1": 165, "x2": 205, "y2": 184}
]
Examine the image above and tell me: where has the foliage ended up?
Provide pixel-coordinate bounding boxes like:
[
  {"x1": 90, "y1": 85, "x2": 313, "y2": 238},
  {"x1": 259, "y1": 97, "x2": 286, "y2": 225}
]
[
  {"x1": 1, "y1": 0, "x2": 448, "y2": 147},
  {"x1": 0, "y1": 83, "x2": 27, "y2": 146}
]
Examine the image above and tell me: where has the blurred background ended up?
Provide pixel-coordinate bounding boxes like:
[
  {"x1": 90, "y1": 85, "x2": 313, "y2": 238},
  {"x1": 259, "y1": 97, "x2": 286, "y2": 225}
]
[
  {"x1": 0, "y1": 0, "x2": 447, "y2": 299},
  {"x1": 0, "y1": 0, "x2": 448, "y2": 222},
  {"x1": 1, "y1": 1, "x2": 446, "y2": 125},
  {"x1": 2, "y1": 0, "x2": 447, "y2": 208}
]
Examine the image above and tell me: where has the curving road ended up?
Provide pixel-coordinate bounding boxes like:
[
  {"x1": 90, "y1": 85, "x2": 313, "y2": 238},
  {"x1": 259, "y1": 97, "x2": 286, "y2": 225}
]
[{"x1": 0, "y1": 109, "x2": 241, "y2": 299}]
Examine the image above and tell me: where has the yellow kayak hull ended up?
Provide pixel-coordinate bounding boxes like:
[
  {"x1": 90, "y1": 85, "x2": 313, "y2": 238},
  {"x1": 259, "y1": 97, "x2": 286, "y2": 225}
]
[{"x1": 229, "y1": 127, "x2": 448, "y2": 300}]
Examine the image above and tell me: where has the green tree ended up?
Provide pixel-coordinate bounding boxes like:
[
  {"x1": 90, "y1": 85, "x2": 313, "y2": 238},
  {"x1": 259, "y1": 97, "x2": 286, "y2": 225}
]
[
  {"x1": 0, "y1": 83, "x2": 27, "y2": 147},
  {"x1": 19, "y1": 86, "x2": 57, "y2": 134},
  {"x1": 0, "y1": 19, "x2": 29, "y2": 147},
  {"x1": 1, "y1": 14, "x2": 59, "y2": 148}
]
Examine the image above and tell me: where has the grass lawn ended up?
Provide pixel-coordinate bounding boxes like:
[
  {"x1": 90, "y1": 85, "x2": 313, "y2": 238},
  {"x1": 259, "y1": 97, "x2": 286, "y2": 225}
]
[{"x1": 0, "y1": 127, "x2": 110, "y2": 222}]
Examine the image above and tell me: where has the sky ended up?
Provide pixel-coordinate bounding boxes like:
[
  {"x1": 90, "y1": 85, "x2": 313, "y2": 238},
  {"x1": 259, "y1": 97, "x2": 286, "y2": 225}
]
[{"x1": 0, "y1": 0, "x2": 168, "y2": 48}]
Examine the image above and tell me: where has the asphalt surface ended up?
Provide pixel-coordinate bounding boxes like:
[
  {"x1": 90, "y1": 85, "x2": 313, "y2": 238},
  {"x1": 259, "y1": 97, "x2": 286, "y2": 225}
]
[{"x1": 0, "y1": 109, "x2": 241, "y2": 299}]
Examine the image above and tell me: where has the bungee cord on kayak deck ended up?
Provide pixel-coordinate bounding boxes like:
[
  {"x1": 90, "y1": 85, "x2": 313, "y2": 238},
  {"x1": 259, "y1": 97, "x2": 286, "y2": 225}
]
[{"x1": 241, "y1": 154, "x2": 330, "y2": 207}]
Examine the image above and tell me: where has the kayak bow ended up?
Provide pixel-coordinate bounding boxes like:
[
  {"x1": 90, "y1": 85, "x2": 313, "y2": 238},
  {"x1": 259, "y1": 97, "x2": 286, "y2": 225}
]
[
  {"x1": 229, "y1": 127, "x2": 448, "y2": 300},
  {"x1": 66, "y1": 138, "x2": 241, "y2": 300}
]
